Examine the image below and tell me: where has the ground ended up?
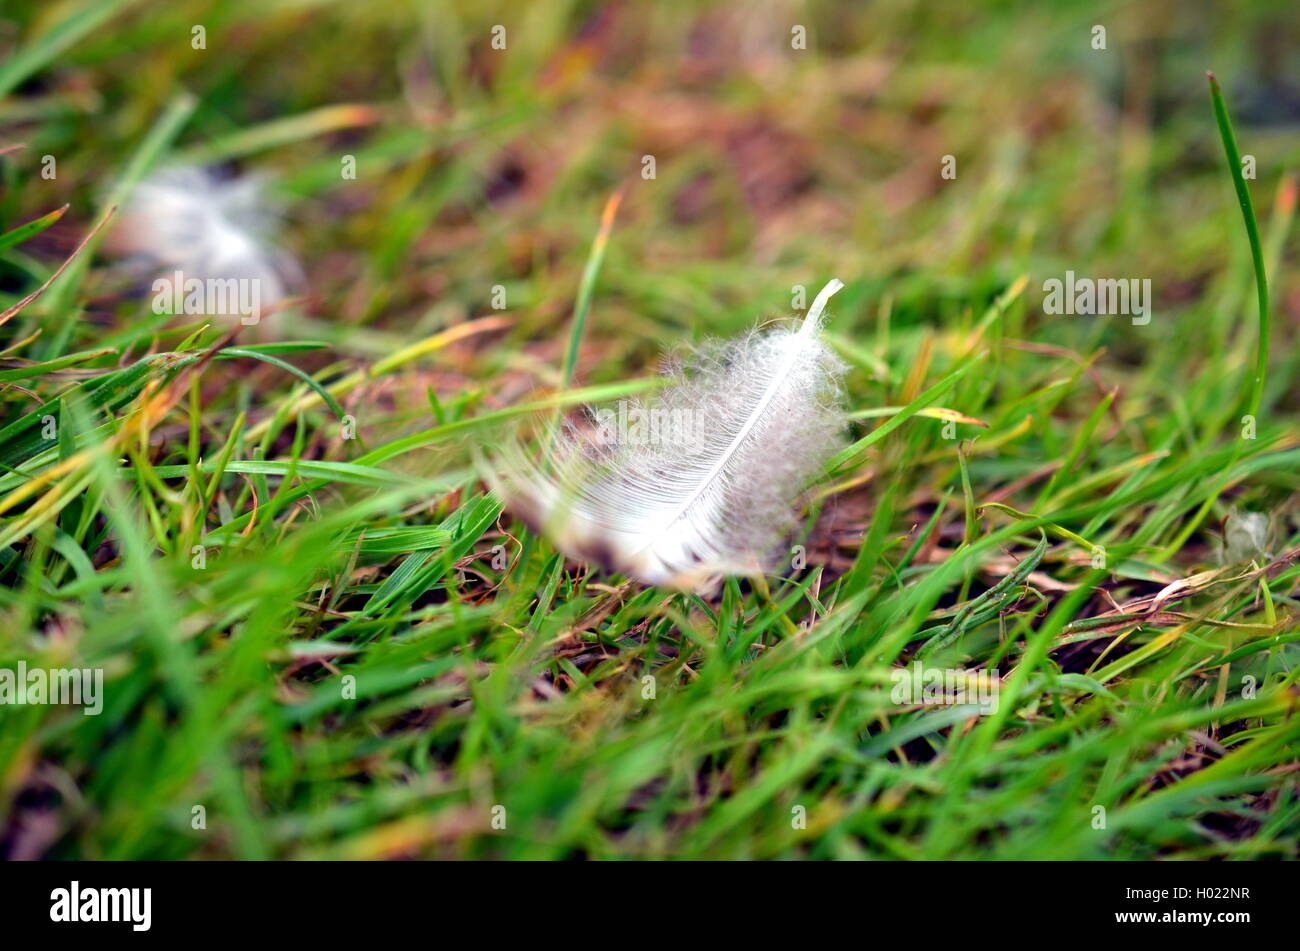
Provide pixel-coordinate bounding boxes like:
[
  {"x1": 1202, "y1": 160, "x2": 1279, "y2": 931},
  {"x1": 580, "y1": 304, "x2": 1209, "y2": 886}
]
[{"x1": 0, "y1": 0, "x2": 1297, "y2": 859}]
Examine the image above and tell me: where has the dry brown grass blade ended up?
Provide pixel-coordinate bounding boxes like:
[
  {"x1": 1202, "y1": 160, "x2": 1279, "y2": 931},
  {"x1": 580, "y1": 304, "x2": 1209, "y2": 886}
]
[{"x1": 0, "y1": 205, "x2": 116, "y2": 328}]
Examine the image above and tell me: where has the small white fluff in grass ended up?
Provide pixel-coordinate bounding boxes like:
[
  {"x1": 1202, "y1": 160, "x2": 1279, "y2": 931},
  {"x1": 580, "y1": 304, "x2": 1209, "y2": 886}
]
[
  {"x1": 489, "y1": 278, "x2": 848, "y2": 593},
  {"x1": 1216, "y1": 510, "x2": 1274, "y2": 564},
  {"x1": 107, "y1": 165, "x2": 300, "y2": 314}
]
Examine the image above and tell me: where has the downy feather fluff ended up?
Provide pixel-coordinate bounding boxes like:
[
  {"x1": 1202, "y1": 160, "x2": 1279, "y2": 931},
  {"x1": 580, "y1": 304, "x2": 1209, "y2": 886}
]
[
  {"x1": 489, "y1": 278, "x2": 848, "y2": 592},
  {"x1": 106, "y1": 165, "x2": 299, "y2": 313}
]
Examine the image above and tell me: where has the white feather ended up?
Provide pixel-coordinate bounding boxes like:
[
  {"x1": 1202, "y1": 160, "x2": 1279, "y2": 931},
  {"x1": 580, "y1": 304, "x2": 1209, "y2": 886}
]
[
  {"x1": 108, "y1": 165, "x2": 299, "y2": 310},
  {"x1": 489, "y1": 279, "x2": 848, "y2": 592}
]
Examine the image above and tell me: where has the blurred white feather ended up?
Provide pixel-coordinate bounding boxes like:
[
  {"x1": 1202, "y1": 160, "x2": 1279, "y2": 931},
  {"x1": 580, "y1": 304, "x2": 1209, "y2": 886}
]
[
  {"x1": 488, "y1": 279, "x2": 848, "y2": 592},
  {"x1": 107, "y1": 165, "x2": 299, "y2": 312}
]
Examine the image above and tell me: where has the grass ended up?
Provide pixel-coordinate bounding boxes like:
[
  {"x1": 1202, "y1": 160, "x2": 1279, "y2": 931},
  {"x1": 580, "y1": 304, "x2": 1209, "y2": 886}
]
[{"x1": 1, "y1": 0, "x2": 1298, "y2": 860}]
